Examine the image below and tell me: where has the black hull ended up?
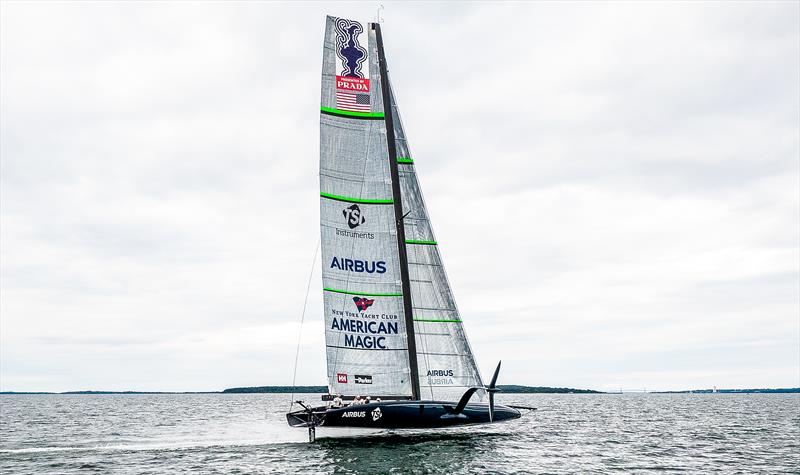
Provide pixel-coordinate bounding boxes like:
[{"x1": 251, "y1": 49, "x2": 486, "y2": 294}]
[{"x1": 286, "y1": 400, "x2": 521, "y2": 429}]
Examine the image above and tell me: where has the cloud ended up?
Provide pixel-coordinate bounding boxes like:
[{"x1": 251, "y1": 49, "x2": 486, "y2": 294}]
[{"x1": 1, "y1": 1, "x2": 798, "y2": 392}]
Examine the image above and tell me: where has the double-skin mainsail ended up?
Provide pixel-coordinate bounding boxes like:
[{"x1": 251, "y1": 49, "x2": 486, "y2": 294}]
[{"x1": 319, "y1": 16, "x2": 483, "y2": 402}]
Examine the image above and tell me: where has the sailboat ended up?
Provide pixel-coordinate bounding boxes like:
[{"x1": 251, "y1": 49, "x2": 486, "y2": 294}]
[{"x1": 286, "y1": 16, "x2": 524, "y2": 440}]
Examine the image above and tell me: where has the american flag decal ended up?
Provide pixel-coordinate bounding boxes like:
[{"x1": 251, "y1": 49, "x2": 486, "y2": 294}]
[
  {"x1": 336, "y1": 75, "x2": 371, "y2": 112},
  {"x1": 337, "y1": 91, "x2": 370, "y2": 112}
]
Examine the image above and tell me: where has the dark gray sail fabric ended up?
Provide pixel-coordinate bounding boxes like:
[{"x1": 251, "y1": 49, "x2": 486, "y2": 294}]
[
  {"x1": 320, "y1": 16, "x2": 412, "y2": 397},
  {"x1": 387, "y1": 78, "x2": 486, "y2": 400}
]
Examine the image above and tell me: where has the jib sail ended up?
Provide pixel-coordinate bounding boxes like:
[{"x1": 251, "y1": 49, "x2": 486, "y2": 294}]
[{"x1": 387, "y1": 78, "x2": 485, "y2": 400}]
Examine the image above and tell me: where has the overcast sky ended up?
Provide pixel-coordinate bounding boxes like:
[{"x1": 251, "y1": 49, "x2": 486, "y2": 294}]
[{"x1": 1, "y1": 1, "x2": 798, "y2": 393}]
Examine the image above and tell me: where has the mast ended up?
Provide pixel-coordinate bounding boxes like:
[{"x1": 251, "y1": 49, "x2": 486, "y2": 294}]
[{"x1": 373, "y1": 22, "x2": 421, "y2": 400}]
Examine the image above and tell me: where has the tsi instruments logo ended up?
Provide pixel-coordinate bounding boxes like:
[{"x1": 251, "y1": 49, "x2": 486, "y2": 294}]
[
  {"x1": 343, "y1": 204, "x2": 365, "y2": 229},
  {"x1": 337, "y1": 373, "x2": 348, "y2": 384},
  {"x1": 352, "y1": 297, "x2": 375, "y2": 311},
  {"x1": 336, "y1": 204, "x2": 374, "y2": 240},
  {"x1": 371, "y1": 407, "x2": 382, "y2": 421}
]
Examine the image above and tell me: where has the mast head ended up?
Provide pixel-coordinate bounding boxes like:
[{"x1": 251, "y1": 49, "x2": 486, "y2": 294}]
[{"x1": 376, "y1": 4, "x2": 385, "y2": 24}]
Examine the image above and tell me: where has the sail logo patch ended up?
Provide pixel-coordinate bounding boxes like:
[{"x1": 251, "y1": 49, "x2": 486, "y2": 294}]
[
  {"x1": 336, "y1": 204, "x2": 373, "y2": 239},
  {"x1": 371, "y1": 407, "x2": 382, "y2": 421},
  {"x1": 355, "y1": 374, "x2": 373, "y2": 385},
  {"x1": 334, "y1": 18, "x2": 367, "y2": 78},
  {"x1": 330, "y1": 257, "x2": 386, "y2": 274},
  {"x1": 330, "y1": 317, "x2": 399, "y2": 350},
  {"x1": 343, "y1": 204, "x2": 365, "y2": 229},
  {"x1": 337, "y1": 373, "x2": 348, "y2": 383},
  {"x1": 336, "y1": 228, "x2": 375, "y2": 240},
  {"x1": 336, "y1": 78, "x2": 371, "y2": 112},
  {"x1": 426, "y1": 369, "x2": 455, "y2": 386},
  {"x1": 427, "y1": 370, "x2": 454, "y2": 377},
  {"x1": 353, "y1": 297, "x2": 375, "y2": 311},
  {"x1": 333, "y1": 18, "x2": 371, "y2": 113}
]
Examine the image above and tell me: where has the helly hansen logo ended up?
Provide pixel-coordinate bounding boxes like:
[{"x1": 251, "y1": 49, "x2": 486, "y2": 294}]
[{"x1": 337, "y1": 373, "x2": 348, "y2": 383}]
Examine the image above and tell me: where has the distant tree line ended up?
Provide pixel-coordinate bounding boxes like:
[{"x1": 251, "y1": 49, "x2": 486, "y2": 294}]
[
  {"x1": 221, "y1": 385, "x2": 603, "y2": 394},
  {"x1": 222, "y1": 386, "x2": 328, "y2": 393}
]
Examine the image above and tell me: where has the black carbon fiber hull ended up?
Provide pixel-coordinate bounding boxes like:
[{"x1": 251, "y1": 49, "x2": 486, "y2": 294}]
[{"x1": 286, "y1": 400, "x2": 521, "y2": 429}]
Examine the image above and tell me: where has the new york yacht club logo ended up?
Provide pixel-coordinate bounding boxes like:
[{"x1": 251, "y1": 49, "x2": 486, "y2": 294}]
[{"x1": 352, "y1": 297, "x2": 374, "y2": 311}]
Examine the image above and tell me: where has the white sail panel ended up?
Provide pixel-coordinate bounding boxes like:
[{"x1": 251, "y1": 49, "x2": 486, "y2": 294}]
[
  {"x1": 320, "y1": 16, "x2": 412, "y2": 397},
  {"x1": 388, "y1": 78, "x2": 485, "y2": 400}
]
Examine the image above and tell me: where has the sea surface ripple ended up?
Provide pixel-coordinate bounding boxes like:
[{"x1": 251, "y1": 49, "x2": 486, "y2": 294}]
[{"x1": 1, "y1": 393, "x2": 798, "y2": 474}]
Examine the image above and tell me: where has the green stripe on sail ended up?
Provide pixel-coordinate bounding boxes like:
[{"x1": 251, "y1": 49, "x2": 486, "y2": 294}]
[
  {"x1": 320, "y1": 107, "x2": 384, "y2": 118},
  {"x1": 413, "y1": 318, "x2": 463, "y2": 323},
  {"x1": 320, "y1": 192, "x2": 393, "y2": 204},
  {"x1": 405, "y1": 239, "x2": 437, "y2": 245},
  {"x1": 324, "y1": 288, "x2": 403, "y2": 297},
  {"x1": 397, "y1": 157, "x2": 414, "y2": 164}
]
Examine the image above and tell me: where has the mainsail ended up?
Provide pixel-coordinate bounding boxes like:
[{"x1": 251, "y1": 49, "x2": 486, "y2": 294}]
[{"x1": 320, "y1": 16, "x2": 483, "y2": 400}]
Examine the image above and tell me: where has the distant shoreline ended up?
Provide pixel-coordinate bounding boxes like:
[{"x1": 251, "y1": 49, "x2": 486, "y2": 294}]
[
  {"x1": 2, "y1": 386, "x2": 798, "y2": 395},
  {"x1": 221, "y1": 385, "x2": 603, "y2": 394}
]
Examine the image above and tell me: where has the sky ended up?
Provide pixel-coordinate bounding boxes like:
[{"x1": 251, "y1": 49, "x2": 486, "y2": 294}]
[{"x1": 1, "y1": 1, "x2": 798, "y2": 393}]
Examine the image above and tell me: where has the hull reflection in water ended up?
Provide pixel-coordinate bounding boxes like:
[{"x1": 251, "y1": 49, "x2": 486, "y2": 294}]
[{"x1": 287, "y1": 401, "x2": 521, "y2": 429}]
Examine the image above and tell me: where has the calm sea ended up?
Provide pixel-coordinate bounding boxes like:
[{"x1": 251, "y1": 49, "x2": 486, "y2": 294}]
[{"x1": 1, "y1": 393, "x2": 798, "y2": 474}]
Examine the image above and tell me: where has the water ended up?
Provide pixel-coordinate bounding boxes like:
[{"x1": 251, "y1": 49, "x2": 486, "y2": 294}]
[{"x1": 1, "y1": 393, "x2": 798, "y2": 474}]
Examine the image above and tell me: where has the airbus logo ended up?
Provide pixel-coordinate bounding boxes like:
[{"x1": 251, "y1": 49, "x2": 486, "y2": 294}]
[{"x1": 342, "y1": 411, "x2": 366, "y2": 418}]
